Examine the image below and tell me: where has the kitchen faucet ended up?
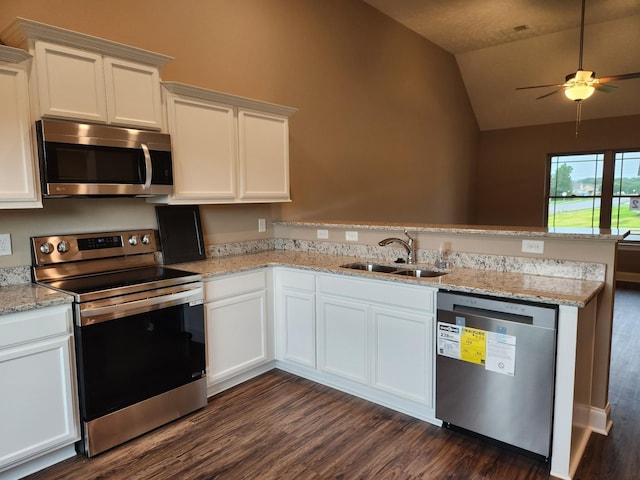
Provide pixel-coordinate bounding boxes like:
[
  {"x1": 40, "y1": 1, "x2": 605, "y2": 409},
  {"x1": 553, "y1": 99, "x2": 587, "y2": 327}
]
[{"x1": 378, "y1": 230, "x2": 417, "y2": 264}]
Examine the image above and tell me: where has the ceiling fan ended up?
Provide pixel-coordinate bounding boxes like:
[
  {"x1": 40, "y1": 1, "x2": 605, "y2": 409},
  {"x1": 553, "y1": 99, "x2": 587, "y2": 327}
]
[{"x1": 516, "y1": 0, "x2": 640, "y2": 113}]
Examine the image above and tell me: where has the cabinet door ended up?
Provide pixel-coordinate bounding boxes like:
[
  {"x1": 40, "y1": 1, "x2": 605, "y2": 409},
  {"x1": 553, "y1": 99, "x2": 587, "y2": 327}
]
[
  {"x1": 166, "y1": 95, "x2": 237, "y2": 201},
  {"x1": 278, "y1": 289, "x2": 316, "y2": 368},
  {"x1": 371, "y1": 307, "x2": 433, "y2": 406},
  {"x1": 0, "y1": 61, "x2": 41, "y2": 208},
  {"x1": 237, "y1": 109, "x2": 290, "y2": 202},
  {"x1": 34, "y1": 41, "x2": 107, "y2": 122},
  {"x1": 206, "y1": 290, "x2": 268, "y2": 384},
  {"x1": 104, "y1": 57, "x2": 162, "y2": 130},
  {"x1": 317, "y1": 296, "x2": 368, "y2": 384},
  {"x1": 0, "y1": 336, "x2": 78, "y2": 469}
]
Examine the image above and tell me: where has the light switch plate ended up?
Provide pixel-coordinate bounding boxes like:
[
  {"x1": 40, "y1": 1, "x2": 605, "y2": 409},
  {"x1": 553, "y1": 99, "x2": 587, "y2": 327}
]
[
  {"x1": 258, "y1": 218, "x2": 266, "y2": 233},
  {"x1": 0, "y1": 233, "x2": 11, "y2": 256},
  {"x1": 317, "y1": 229, "x2": 329, "y2": 239}
]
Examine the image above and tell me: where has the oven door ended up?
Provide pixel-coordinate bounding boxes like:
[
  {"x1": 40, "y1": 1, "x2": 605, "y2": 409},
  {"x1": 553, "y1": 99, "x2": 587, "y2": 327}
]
[{"x1": 74, "y1": 286, "x2": 205, "y2": 422}]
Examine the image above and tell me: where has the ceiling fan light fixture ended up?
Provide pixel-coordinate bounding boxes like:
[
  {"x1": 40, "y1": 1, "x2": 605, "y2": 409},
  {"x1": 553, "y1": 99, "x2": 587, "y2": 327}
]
[{"x1": 564, "y1": 84, "x2": 595, "y2": 101}]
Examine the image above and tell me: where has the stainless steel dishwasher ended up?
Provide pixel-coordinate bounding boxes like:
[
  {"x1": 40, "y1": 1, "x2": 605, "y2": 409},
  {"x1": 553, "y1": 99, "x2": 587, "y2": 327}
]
[{"x1": 436, "y1": 291, "x2": 558, "y2": 460}]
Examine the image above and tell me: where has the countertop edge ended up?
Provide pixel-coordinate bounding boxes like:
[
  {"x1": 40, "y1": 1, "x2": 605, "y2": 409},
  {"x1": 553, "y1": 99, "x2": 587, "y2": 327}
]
[{"x1": 273, "y1": 221, "x2": 629, "y2": 241}]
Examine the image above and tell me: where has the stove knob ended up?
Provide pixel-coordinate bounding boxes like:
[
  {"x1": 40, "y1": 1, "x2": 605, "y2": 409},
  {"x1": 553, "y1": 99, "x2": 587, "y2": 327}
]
[
  {"x1": 39, "y1": 242, "x2": 54, "y2": 254},
  {"x1": 57, "y1": 240, "x2": 70, "y2": 253},
  {"x1": 128, "y1": 235, "x2": 138, "y2": 246},
  {"x1": 141, "y1": 234, "x2": 151, "y2": 245}
]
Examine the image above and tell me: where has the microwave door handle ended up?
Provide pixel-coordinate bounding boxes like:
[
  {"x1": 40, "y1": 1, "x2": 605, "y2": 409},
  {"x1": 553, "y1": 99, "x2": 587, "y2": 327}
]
[{"x1": 141, "y1": 143, "x2": 152, "y2": 190}]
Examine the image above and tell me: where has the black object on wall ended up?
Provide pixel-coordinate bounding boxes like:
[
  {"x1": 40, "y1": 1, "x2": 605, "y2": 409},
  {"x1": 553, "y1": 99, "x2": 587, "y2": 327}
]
[{"x1": 155, "y1": 205, "x2": 206, "y2": 264}]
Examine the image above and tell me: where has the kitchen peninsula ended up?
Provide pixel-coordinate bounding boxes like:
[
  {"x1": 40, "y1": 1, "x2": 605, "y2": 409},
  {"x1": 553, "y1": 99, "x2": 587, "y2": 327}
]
[
  {"x1": 0, "y1": 222, "x2": 625, "y2": 480},
  {"x1": 176, "y1": 220, "x2": 621, "y2": 480}
]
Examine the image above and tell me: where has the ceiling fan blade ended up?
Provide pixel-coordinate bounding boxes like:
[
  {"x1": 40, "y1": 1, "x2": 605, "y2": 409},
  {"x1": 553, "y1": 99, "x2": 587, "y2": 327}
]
[
  {"x1": 595, "y1": 84, "x2": 618, "y2": 93},
  {"x1": 598, "y1": 72, "x2": 640, "y2": 83},
  {"x1": 536, "y1": 88, "x2": 563, "y2": 100},
  {"x1": 515, "y1": 83, "x2": 564, "y2": 91}
]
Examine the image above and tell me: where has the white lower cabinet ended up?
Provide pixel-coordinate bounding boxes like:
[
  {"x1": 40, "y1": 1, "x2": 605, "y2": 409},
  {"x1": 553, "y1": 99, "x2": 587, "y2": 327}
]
[
  {"x1": 317, "y1": 296, "x2": 369, "y2": 384},
  {"x1": 275, "y1": 268, "x2": 437, "y2": 423},
  {"x1": 371, "y1": 306, "x2": 431, "y2": 404},
  {"x1": 0, "y1": 304, "x2": 79, "y2": 478},
  {"x1": 275, "y1": 268, "x2": 316, "y2": 368},
  {"x1": 204, "y1": 270, "x2": 273, "y2": 395}
]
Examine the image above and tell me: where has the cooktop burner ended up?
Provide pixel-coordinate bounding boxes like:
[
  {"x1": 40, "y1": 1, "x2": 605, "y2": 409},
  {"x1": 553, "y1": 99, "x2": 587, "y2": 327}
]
[{"x1": 46, "y1": 266, "x2": 196, "y2": 296}]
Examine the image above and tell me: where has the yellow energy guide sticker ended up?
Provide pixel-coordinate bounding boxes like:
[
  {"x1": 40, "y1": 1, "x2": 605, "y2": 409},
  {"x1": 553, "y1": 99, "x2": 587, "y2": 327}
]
[{"x1": 460, "y1": 326, "x2": 486, "y2": 365}]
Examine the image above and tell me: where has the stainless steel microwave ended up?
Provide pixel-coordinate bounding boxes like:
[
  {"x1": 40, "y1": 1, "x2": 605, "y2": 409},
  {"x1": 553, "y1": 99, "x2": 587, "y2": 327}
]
[{"x1": 36, "y1": 119, "x2": 174, "y2": 197}]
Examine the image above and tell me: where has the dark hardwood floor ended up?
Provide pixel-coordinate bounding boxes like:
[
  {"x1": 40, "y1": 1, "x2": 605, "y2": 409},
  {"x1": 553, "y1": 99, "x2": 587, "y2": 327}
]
[{"x1": 25, "y1": 284, "x2": 640, "y2": 480}]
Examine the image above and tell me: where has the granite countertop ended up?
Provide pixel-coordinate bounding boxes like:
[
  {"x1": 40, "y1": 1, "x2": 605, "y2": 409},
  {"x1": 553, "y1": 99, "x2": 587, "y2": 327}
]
[
  {"x1": 0, "y1": 283, "x2": 72, "y2": 315},
  {"x1": 175, "y1": 250, "x2": 604, "y2": 307},
  {"x1": 1, "y1": 249, "x2": 603, "y2": 315}
]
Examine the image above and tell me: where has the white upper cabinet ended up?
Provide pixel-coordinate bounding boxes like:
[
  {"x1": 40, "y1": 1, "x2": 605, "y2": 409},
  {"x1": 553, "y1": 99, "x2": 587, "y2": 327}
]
[
  {"x1": 238, "y1": 109, "x2": 290, "y2": 201},
  {"x1": 1, "y1": 17, "x2": 170, "y2": 130},
  {"x1": 156, "y1": 82, "x2": 296, "y2": 204},
  {"x1": 0, "y1": 46, "x2": 41, "y2": 209},
  {"x1": 34, "y1": 41, "x2": 107, "y2": 123}
]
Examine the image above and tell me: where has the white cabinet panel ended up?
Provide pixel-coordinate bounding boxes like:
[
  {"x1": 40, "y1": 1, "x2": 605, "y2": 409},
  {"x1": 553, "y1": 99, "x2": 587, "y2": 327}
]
[
  {"x1": 238, "y1": 109, "x2": 290, "y2": 201},
  {"x1": 0, "y1": 337, "x2": 77, "y2": 468},
  {"x1": 0, "y1": 51, "x2": 41, "y2": 208},
  {"x1": 317, "y1": 297, "x2": 369, "y2": 384},
  {"x1": 279, "y1": 290, "x2": 316, "y2": 367},
  {"x1": 34, "y1": 41, "x2": 107, "y2": 123},
  {"x1": 207, "y1": 290, "x2": 268, "y2": 383},
  {"x1": 0, "y1": 304, "x2": 78, "y2": 473},
  {"x1": 104, "y1": 57, "x2": 162, "y2": 129},
  {"x1": 204, "y1": 270, "x2": 271, "y2": 390},
  {"x1": 372, "y1": 307, "x2": 433, "y2": 405},
  {"x1": 166, "y1": 96, "x2": 237, "y2": 201}
]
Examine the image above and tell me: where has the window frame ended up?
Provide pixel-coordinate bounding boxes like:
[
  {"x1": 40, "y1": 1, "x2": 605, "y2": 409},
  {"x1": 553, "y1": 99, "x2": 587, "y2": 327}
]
[{"x1": 545, "y1": 148, "x2": 640, "y2": 231}]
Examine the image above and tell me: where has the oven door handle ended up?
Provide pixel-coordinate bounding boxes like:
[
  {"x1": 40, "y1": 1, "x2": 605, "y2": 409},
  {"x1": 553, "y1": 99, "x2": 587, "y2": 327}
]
[{"x1": 79, "y1": 287, "x2": 203, "y2": 326}]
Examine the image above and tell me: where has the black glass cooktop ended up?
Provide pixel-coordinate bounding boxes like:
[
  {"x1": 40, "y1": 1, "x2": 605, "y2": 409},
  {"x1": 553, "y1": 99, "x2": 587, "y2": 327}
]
[{"x1": 46, "y1": 266, "x2": 197, "y2": 297}]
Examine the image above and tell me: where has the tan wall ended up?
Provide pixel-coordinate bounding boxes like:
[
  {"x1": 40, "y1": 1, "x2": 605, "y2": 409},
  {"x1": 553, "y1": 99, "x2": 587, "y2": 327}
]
[
  {"x1": 0, "y1": 200, "x2": 274, "y2": 268},
  {"x1": 0, "y1": 0, "x2": 479, "y2": 233},
  {"x1": 474, "y1": 114, "x2": 640, "y2": 226}
]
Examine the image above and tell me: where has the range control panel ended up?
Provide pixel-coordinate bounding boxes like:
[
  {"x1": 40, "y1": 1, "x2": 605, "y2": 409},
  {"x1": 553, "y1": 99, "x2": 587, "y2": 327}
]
[{"x1": 31, "y1": 229, "x2": 159, "y2": 266}]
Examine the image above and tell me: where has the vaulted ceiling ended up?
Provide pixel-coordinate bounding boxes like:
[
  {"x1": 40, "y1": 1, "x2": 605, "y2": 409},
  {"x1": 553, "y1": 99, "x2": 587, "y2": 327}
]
[{"x1": 363, "y1": 0, "x2": 640, "y2": 130}]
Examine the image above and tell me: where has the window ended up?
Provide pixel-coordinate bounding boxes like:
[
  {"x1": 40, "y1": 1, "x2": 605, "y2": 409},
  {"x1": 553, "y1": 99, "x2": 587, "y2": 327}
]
[{"x1": 547, "y1": 150, "x2": 640, "y2": 232}]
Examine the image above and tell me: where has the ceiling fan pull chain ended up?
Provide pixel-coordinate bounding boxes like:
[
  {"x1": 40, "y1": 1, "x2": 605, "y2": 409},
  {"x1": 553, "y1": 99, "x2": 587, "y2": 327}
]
[{"x1": 575, "y1": 100, "x2": 583, "y2": 137}]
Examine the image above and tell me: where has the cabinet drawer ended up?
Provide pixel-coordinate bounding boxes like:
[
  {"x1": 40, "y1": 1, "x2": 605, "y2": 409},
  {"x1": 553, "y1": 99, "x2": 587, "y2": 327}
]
[
  {"x1": 0, "y1": 305, "x2": 72, "y2": 350},
  {"x1": 205, "y1": 270, "x2": 266, "y2": 301},
  {"x1": 318, "y1": 274, "x2": 435, "y2": 313},
  {"x1": 278, "y1": 268, "x2": 315, "y2": 292}
]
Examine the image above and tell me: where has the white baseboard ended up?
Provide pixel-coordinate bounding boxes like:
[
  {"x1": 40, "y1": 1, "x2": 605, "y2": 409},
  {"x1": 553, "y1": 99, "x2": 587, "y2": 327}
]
[{"x1": 589, "y1": 403, "x2": 612, "y2": 435}]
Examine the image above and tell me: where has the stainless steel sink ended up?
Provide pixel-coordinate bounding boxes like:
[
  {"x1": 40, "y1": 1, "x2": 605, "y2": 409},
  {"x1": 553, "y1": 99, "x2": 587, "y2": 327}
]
[
  {"x1": 391, "y1": 268, "x2": 447, "y2": 278},
  {"x1": 340, "y1": 262, "x2": 399, "y2": 273},
  {"x1": 340, "y1": 262, "x2": 447, "y2": 278}
]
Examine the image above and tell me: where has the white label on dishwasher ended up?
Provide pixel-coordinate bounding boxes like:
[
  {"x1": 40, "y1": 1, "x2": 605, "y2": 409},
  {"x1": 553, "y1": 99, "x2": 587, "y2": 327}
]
[
  {"x1": 485, "y1": 331, "x2": 516, "y2": 376},
  {"x1": 437, "y1": 322, "x2": 461, "y2": 359}
]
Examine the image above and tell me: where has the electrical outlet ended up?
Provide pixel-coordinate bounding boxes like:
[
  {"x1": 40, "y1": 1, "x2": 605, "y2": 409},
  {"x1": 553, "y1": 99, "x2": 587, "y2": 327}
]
[
  {"x1": 317, "y1": 229, "x2": 329, "y2": 239},
  {"x1": 258, "y1": 218, "x2": 266, "y2": 233},
  {"x1": 522, "y1": 239, "x2": 544, "y2": 254},
  {"x1": 345, "y1": 231, "x2": 358, "y2": 242},
  {"x1": 0, "y1": 233, "x2": 12, "y2": 256}
]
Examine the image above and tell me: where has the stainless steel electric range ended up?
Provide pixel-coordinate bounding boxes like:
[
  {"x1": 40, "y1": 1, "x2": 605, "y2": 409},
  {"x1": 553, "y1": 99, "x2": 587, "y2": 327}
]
[{"x1": 31, "y1": 229, "x2": 207, "y2": 457}]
